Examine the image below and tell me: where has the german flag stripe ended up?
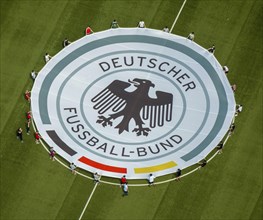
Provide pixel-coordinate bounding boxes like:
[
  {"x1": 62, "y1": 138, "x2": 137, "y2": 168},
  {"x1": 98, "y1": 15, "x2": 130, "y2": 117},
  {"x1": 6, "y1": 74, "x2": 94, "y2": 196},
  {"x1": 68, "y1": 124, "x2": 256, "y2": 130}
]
[{"x1": 78, "y1": 156, "x2": 127, "y2": 173}]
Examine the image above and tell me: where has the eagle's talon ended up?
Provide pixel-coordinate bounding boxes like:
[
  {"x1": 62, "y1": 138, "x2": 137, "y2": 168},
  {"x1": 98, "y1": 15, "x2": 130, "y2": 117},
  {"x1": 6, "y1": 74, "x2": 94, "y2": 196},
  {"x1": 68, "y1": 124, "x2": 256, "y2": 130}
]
[
  {"x1": 143, "y1": 131, "x2": 148, "y2": 136},
  {"x1": 96, "y1": 116, "x2": 113, "y2": 127},
  {"x1": 133, "y1": 126, "x2": 151, "y2": 136}
]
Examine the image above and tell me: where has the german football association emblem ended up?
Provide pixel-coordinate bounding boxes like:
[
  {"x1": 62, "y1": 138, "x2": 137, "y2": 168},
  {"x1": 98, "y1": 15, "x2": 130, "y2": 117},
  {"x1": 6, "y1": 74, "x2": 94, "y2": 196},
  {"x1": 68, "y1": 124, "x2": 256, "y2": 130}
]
[{"x1": 92, "y1": 78, "x2": 173, "y2": 136}]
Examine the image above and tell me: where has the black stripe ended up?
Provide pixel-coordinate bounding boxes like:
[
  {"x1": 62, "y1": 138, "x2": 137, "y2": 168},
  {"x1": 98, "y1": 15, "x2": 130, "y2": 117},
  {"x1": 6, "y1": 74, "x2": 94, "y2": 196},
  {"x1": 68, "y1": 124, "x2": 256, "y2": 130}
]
[{"x1": 46, "y1": 130, "x2": 77, "y2": 156}]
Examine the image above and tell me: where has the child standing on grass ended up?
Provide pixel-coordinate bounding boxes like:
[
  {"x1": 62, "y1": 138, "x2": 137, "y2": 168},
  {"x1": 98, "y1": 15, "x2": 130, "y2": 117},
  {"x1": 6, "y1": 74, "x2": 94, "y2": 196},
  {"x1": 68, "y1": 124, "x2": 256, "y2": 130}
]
[
  {"x1": 16, "y1": 128, "x2": 23, "y2": 143},
  {"x1": 137, "y1": 19, "x2": 146, "y2": 28},
  {"x1": 49, "y1": 147, "x2": 56, "y2": 161},
  {"x1": 25, "y1": 90, "x2": 31, "y2": 103},
  {"x1": 187, "y1": 32, "x2": 195, "y2": 41},
  {"x1": 175, "y1": 169, "x2": 182, "y2": 181},
  {"x1": 110, "y1": 19, "x2": 119, "y2": 28},
  {"x1": 30, "y1": 70, "x2": 37, "y2": 81},
  {"x1": 228, "y1": 123, "x2": 236, "y2": 136},
  {"x1": 231, "y1": 84, "x2": 237, "y2": 92},
  {"x1": 69, "y1": 163, "x2": 77, "y2": 175},
  {"x1": 148, "y1": 173, "x2": 155, "y2": 186},
  {"x1": 216, "y1": 141, "x2": 224, "y2": 154},
  {"x1": 93, "y1": 172, "x2": 100, "y2": 184},
  {"x1": 26, "y1": 111, "x2": 31, "y2": 121},
  {"x1": 235, "y1": 104, "x2": 243, "y2": 116},
  {"x1": 122, "y1": 183, "x2": 128, "y2": 196},
  {"x1": 44, "y1": 52, "x2": 52, "y2": 63},
  {"x1": 208, "y1": 45, "x2": 215, "y2": 54},
  {"x1": 85, "y1": 26, "x2": 93, "y2": 35},
  {"x1": 223, "y1": 66, "x2": 229, "y2": 74},
  {"x1": 120, "y1": 175, "x2": 127, "y2": 187},
  {"x1": 26, "y1": 119, "x2": 30, "y2": 135},
  {"x1": 35, "y1": 132, "x2": 41, "y2": 144},
  {"x1": 63, "y1": 38, "x2": 71, "y2": 47},
  {"x1": 163, "y1": 26, "x2": 169, "y2": 32},
  {"x1": 198, "y1": 159, "x2": 207, "y2": 169}
]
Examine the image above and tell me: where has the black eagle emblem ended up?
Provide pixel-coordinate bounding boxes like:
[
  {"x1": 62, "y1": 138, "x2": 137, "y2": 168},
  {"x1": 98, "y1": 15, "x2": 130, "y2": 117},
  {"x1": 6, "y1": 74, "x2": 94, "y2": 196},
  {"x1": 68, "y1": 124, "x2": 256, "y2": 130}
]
[{"x1": 91, "y1": 78, "x2": 173, "y2": 136}]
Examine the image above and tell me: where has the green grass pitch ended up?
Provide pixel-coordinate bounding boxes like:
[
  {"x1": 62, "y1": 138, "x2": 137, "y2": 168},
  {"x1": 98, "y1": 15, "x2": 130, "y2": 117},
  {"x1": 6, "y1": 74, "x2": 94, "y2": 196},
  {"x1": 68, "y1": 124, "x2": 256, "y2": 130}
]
[{"x1": 0, "y1": 0, "x2": 262, "y2": 220}]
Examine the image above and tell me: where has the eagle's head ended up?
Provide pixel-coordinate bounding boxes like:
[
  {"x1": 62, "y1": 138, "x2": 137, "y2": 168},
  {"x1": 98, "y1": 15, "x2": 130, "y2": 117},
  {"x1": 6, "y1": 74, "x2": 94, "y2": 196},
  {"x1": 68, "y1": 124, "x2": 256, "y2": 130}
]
[{"x1": 128, "y1": 78, "x2": 155, "y2": 88}]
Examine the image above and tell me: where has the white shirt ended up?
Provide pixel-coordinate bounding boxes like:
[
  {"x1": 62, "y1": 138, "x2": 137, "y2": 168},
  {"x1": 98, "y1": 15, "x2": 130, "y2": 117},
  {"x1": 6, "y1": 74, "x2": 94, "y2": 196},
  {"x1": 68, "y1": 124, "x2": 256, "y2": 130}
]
[
  {"x1": 149, "y1": 175, "x2": 155, "y2": 182},
  {"x1": 45, "y1": 54, "x2": 51, "y2": 63},
  {"x1": 31, "y1": 71, "x2": 36, "y2": 79},
  {"x1": 163, "y1": 27, "x2": 169, "y2": 32},
  {"x1": 188, "y1": 33, "x2": 194, "y2": 40},
  {"x1": 138, "y1": 21, "x2": 145, "y2": 28},
  {"x1": 70, "y1": 164, "x2": 76, "y2": 170},
  {"x1": 237, "y1": 105, "x2": 243, "y2": 112},
  {"x1": 123, "y1": 184, "x2": 128, "y2": 192},
  {"x1": 94, "y1": 173, "x2": 100, "y2": 180},
  {"x1": 223, "y1": 66, "x2": 229, "y2": 73}
]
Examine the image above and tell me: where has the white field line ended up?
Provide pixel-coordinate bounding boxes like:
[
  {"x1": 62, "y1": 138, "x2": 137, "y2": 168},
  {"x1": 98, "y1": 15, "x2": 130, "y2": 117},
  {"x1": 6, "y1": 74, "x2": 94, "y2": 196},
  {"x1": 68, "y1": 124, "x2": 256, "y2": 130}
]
[
  {"x1": 169, "y1": 0, "x2": 187, "y2": 33},
  {"x1": 78, "y1": 182, "x2": 99, "y2": 220}
]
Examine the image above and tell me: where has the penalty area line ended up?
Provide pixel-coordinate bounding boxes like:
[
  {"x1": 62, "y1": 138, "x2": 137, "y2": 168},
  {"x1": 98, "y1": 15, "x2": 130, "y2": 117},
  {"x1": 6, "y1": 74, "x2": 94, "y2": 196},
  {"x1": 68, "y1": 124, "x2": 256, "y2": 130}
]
[
  {"x1": 78, "y1": 182, "x2": 99, "y2": 220},
  {"x1": 170, "y1": 0, "x2": 187, "y2": 33}
]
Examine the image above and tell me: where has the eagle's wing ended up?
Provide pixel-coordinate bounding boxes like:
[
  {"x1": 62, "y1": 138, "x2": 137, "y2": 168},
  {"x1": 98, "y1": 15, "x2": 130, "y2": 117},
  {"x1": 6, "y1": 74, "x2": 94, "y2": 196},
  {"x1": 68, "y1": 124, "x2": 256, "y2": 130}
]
[
  {"x1": 91, "y1": 80, "x2": 130, "y2": 114},
  {"x1": 142, "y1": 91, "x2": 173, "y2": 128}
]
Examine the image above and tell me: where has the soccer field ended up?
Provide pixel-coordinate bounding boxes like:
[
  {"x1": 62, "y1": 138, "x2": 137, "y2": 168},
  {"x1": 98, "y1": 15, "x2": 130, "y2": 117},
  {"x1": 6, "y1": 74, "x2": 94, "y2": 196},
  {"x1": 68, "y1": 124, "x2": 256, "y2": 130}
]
[{"x1": 0, "y1": 1, "x2": 262, "y2": 220}]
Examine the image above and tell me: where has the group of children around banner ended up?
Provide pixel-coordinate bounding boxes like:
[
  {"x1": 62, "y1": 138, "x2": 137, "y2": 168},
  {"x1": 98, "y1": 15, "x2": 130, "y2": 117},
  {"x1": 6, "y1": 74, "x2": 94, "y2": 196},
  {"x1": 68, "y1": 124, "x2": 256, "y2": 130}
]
[{"x1": 16, "y1": 20, "x2": 243, "y2": 195}]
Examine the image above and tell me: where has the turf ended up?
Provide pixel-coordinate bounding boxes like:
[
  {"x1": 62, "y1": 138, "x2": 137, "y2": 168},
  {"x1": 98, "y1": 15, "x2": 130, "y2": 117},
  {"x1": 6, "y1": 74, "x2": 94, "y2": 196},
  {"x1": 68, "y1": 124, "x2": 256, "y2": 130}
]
[{"x1": 0, "y1": 0, "x2": 262, "y2": 220}]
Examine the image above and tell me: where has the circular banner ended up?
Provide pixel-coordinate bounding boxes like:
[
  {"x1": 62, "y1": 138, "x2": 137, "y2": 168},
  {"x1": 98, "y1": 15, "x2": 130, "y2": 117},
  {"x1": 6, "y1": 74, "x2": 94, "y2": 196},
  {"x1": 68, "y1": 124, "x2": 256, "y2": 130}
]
[{"x1": 31, "y1": 28, "x2": 235, "y2": 179}]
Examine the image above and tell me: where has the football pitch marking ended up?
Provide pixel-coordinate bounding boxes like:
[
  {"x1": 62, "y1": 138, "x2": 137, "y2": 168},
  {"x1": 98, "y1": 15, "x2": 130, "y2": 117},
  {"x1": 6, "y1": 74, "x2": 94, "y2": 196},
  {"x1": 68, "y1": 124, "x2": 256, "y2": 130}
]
[
  {"x1": 170, "y1": 0, "x2": 187, "y2": 33},
  {"x1": 78, "y1": 182, "x2": 100, "y2": 220}
]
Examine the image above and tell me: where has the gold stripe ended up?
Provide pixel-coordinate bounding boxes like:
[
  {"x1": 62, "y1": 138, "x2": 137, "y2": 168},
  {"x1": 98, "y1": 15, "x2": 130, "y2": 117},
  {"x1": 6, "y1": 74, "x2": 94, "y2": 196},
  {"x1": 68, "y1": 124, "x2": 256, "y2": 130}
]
[{"x1": 134, "y1": 161, "x2": 177, "y2": 174}]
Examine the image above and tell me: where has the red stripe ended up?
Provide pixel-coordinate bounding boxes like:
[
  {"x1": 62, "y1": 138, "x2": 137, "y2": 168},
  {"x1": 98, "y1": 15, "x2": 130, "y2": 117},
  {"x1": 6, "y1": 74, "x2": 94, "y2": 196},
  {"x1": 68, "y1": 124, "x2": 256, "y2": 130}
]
[{"x1": 78, "y1": 156, "x2": 127, "y2": 173}]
